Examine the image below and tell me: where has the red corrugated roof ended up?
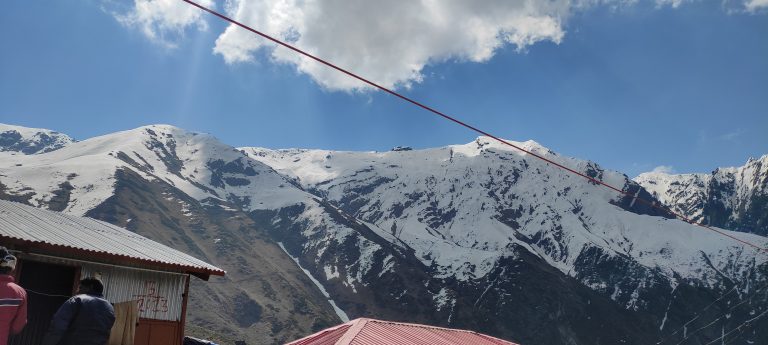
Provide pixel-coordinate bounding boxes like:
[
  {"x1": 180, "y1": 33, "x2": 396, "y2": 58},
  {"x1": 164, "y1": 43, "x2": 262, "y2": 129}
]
[
  {"x1": 286, "y1": 318, "x2": 519, "y2": 345},
  {"x1": 289, "y1": 323, "x2": 352, "y2": 345}
]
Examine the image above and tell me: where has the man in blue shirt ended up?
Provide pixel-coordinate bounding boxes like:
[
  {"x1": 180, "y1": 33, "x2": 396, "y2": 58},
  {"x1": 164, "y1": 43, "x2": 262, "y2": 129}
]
[{"x1": 42, "y1": 277, "x2": 115, "y2": 345}]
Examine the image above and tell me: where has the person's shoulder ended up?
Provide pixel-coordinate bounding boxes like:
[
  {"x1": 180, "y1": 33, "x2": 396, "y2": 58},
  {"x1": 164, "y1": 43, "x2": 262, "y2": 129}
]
[
  {"x1": 63, "y1": 295, "x2": 81, "y2": 305},
  {"x1": 8, "y1": 282, "x2": 26, "y2": 297},
  {"x1": 74, "y1": 293, "x2": 93, "y2": 302},
  {"x1": 82, "y1": 293, "x2": 111, "y2": 304},
  {"x1": 97, "y1": 295, "x2": 113, "y2": 307},
  {"x1": 91, "y1": 295, "x2": 114, "y2": 311}
]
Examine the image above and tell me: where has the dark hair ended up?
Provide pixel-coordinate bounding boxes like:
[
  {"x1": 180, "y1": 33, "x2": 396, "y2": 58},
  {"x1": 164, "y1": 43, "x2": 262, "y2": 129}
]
[{"x1": 80, "y1": 277, "x2": 105, "y2": 294}]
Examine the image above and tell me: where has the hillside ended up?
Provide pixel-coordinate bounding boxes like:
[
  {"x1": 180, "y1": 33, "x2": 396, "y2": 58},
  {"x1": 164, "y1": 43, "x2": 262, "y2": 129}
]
[
  {"x1": 636, "y1": 155, "x2": 768, "y2": 236},
  {"x1": 0, "y1": 123, "x2": 766, "y2": 344}
]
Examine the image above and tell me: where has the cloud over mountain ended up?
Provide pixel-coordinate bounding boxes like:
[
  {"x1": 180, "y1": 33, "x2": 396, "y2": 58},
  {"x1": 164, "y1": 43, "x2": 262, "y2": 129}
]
[
  {"x1": 110, "y1": 0, "x2": 768, "y2": 90},
  {"x1": 213, "y1": 0, "x2": 568, "y2": 91}
]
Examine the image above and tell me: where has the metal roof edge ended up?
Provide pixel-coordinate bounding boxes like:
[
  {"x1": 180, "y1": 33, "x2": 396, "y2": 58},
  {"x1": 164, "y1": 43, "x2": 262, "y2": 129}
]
[
  {"x1": 344, "y1": 318, "x2": 519, "y2": 345},
  {"x1": 0, "y1": 200, "x2": 225, "y2": 277},
  {"x1": 0, "y1": 234, "x2": 225, "y2": 278},
  {"x1": 283, "y1": 319, "x2": 355, "y2": 345},
  {"x1": 335, "y1": 318, "x2": 369, "y2": 345},
  {"x1": 366, "y1": 318, "x2": 488, "y2": 333}
]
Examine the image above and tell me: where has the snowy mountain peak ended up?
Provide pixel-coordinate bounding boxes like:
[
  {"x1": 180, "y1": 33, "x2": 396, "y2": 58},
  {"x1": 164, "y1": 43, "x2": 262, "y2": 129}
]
[
  {"x1": 462, "y1": 136, "x2": 555, "y2": 157},
  {"x1": 0, "y1": 124, "x2": 308, "y2": 215},
  {"x1": 135, "y1": 124, "x2": 213, "y2": 139},
  {"x1": 2, "y1": 123, "x2": 767, "y2": 344},
  {"x1": 0, "y1": 123, "x2": 75, "y2": 154},
  {"x1": 635, "y1": 155, "x2": 768, "y2": 235},
  {"x1": 244, "y1": 138, "x2": 766, "y2": 289}
]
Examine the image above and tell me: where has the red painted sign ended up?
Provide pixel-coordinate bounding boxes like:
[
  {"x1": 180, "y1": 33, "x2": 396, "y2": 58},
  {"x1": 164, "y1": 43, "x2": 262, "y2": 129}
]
[{"x1": 133, "y1": 280, "x2": 169, "y2": 313}]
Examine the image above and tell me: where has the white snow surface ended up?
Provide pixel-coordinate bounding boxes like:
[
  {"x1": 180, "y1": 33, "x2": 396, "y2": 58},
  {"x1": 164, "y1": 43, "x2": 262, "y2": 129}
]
[
  {"x1": 634, "y1": 172, "x2": 710, "y2": 221},
  {"x1": 432, "y1": 287, "x2": 454, "y2": 312},
  {"x1": 0, "y1": 125, "x2": 311, "y2": 215},
  {"x1": 278, "y1": 242, "x2": 350, "y2": 322},
  {"x1": 1, "y1": 124, "x2": 765, "y2": 297},
  {"x1": 636, "y1": 155, "x2": 768, "y2": 225},
  {"x1": 243, "y1": 137, "x2": 768, "y2": 285},
  {"x1": 0, "y1": 124, "x2": 398, "y2": 308},
  {"x1": 0, "y1": 123, "x2": 75, "y2": 154}
]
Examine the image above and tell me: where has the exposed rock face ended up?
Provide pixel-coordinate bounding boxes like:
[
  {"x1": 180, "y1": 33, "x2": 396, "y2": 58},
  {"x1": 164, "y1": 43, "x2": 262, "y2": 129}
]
[
  {"x1": 243, "y1": 138, "x2": 767, "y2": 345},
  {"x1": 0, "y1": 125, "x2": 341, "y2": 344},
  {"x1": 636, "y1": 155, "x2": 768, "y2": 236},
  {"x1": 0, "y1": 123, "x2": 74, "y2": 154},
  {"x1": 1, "y1": 124, "x2": 766, "y2": 345}
]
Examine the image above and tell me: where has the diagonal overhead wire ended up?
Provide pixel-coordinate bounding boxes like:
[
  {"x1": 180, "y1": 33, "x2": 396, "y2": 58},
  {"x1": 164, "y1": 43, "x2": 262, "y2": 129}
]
[
  {"x1": 181, "y1": 0, "x2": 767, "y2": 254},
  {"x1": 658, "y1": 286, "x2": 738, "y2": 343}
]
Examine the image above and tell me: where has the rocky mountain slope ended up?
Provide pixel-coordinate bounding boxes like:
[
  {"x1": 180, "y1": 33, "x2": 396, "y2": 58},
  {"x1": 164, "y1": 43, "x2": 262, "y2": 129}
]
[
  {"x1": 243, "y1": 139, "x2": 768, "y2": 344},
  {"x1": 0, "y1": 123, "x2": 75, "y2": 154},
  {"x1": 636, "y1": 155, "x2": 768, "y2": 236},
  {"x1": 0, "y1": 125, "x2": 344, "y2": 344},
  {"x1": 1, "y1": 123, "x2": 766, "y2": 344}
]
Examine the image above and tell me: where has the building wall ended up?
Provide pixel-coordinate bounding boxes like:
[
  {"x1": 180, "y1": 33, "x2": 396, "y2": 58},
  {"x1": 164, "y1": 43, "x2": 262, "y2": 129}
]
[
  {"x1": 81, "y1": 262, "x2": 187, "y2": 322},
  {"x1": 17, "y1": 255, "x2": 189, "y2": 345},
  {"x1": 9, "y1": 260, "x2": 78, "y2": 345},
  {"x1": 136, "y1": 319, "x2": 184, "y2": 345}
]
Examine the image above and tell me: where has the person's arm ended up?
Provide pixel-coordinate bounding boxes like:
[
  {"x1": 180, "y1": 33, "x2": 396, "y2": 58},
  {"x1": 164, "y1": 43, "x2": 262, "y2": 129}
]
[
  {"x1": 9, "y1": 289, "x2": 27, "y2": 334},
  {"x1": 41, "y1": 296, "x2": 80, "y2": 345}
]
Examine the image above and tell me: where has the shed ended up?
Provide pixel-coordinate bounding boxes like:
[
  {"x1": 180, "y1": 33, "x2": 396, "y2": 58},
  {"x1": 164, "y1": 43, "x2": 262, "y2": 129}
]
[
  {"x1": 0, "y1": 199, "x2": 225, "y2": 345},
  {"x1": 287, "y1": 318, "x2": 520, "y2": 345}
]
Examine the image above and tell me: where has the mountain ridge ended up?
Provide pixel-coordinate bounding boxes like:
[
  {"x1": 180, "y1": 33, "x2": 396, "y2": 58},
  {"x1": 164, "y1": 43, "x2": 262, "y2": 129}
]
[
  {"x1": 1, "y1": 123, "x2": 766, "y2": 344},
  {"x1": 0, "y1": 123, "x2": 75, "y2": 155},
  {"x1": 636, "y1": 154, "x2": 768, "y2": 236}
]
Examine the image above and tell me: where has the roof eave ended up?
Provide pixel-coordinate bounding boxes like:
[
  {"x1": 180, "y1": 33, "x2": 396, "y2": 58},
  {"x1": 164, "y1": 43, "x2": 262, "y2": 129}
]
[{"x1": 1, "y1": 235, "x2": 226, "y2": 278}]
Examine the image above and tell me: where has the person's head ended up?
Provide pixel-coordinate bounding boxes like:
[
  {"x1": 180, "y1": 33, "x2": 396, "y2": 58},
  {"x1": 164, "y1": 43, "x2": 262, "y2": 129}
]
[
  {"x1": 78, "y1": 277, "x2": 105, "y2": 295},
  {"x1": 0, "y1": 246, "x2": 17, "y2": 275}
]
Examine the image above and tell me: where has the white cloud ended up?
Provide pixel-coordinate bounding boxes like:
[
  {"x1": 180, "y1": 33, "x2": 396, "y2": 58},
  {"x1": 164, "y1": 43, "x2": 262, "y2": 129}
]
[
  {"x1": 111, "y1": 0, "x2": 766, "y2": 90},
  {"x1": 744, "y1": 0, "x2": 768, "y2": 12},
  {"x1": 113, "y1": 0, "x2": 214, "y2": 48},
  {"x1": 651, "y1": 165, "x2": 676, "y2": 174},
  {"x1": 654, "y1": 0, "x2": 687, "y2": 8},
  {"x1": 213, "y1": 0, "x2": 569, "y2": 91},
  {"x1": 654, "y1": 0, "x2": 768, "y2": 11},
  {"x1": 718, "y1": 130, "x2": 743, "y2": 142}
]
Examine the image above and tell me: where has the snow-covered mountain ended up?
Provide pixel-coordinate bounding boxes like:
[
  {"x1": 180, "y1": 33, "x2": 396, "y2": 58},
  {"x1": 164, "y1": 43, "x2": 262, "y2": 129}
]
[
  {"x1": 242, "y1": 138, "x2": 761, "y2": 285},
  {"x1": 244, "y1": 138, "x2": 768, "y2": 343},
  {"x1": 0, "y1": 124, "x2": 311, "y2": 215},
  {"x1": 636, "y1": 155, "x2": 768, "y2": 236},
  {"x1": 0, "y1": 123, "x2": 75, "y2": 154},
  {"x1": 1, "y1": 124, "x2": 766, "y2": 344},
  {"x1": 0, "y1": 125, "x2": 348, "y2": 343}
]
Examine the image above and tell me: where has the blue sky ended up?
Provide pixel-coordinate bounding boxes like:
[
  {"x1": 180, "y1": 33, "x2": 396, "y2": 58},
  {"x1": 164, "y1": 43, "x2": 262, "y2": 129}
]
[{"x1": 1, "y1": 0, "x2": 766, "y2": 177}]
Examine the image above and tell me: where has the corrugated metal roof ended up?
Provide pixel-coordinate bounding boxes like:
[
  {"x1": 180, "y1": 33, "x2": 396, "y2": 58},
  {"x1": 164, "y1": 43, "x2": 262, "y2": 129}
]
[
  {"x1": 286, "y1": 318, "x2": 520, "y2": 345},
  {"x1": 0, "y1": 200, "x2": 224, "y2": 277},
  {"x1": 289, "y1": 323, "x2": 352, "y2": 345}
]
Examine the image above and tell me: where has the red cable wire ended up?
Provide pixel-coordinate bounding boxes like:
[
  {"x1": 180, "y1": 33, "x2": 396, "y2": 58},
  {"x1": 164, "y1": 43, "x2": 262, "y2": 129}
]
[{"x1": 181, "y1": 0, "x2": 767, "y2": 254}]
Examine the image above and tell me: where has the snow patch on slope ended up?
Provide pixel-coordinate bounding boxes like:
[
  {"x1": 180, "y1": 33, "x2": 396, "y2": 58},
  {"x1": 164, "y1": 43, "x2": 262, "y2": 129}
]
[
  {"x1": 278, "y1": 242, "x2": 349, "y2": 322},
  {"x1": 636, "y1": 155, "x2": 768, "y2": 229},
  {"x1": 0, "y1": 125, "x2": 314, "y2": 215},
  {"x1": 245, "y1": 137, "x2": 768, "y2": 287}
]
